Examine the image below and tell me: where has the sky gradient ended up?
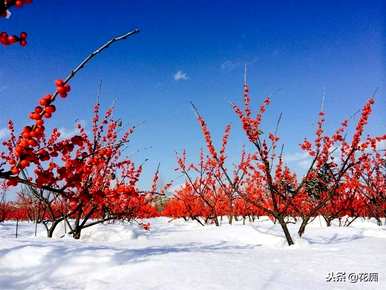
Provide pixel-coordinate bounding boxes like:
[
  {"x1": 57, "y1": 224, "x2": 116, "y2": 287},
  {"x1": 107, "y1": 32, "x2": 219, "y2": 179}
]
[{"x1": 1, "y1": 0, "x2": 385, "y2": 189}]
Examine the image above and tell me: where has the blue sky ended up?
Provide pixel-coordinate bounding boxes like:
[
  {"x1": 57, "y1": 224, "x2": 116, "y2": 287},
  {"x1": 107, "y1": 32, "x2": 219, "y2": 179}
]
[{"x1": 1, "y1": 0, "x2": 385, "y2": 189}]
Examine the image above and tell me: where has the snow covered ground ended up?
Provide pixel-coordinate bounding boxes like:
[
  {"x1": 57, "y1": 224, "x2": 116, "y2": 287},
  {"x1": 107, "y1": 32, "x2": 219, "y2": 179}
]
[{"x1": 0, "y1": 217, "x2": 385, "y2": 290}]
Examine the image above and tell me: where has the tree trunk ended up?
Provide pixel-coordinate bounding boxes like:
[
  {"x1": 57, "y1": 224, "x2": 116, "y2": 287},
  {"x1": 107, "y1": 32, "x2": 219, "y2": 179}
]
[
  {"x1": 323, "y1": 216, "x2": 332, "y2": 227},
  {"x1": 46, "y1": 219, "x2": 62, "y2": 238},
  {"x1": 72, "y1": 228, "x2": 81, "y2": 239},
  {"x1": 298, "y1": 216, "x2": 310, "y2": 237},
  {"x1": 34, "y1": 219, "x2": 38, "y2": 236},
  {"x1": 193, "y1": 217, "x2": 205, "y2": 226},
  {"x1": 345, "y1": 216, "x2": 358, "y2": 227},
  {"x1": 214, "y1": 216, "x2": 220, "y2": 227},
  {"x1": 15, "y1": 219, "x2": 19, "y2": 238},
  {"x1": 277, "y1": 216, "x2": 294, "y2": 246},
  {"x1": 73, "y1": 232, "x2": 81, "y2": 239}
]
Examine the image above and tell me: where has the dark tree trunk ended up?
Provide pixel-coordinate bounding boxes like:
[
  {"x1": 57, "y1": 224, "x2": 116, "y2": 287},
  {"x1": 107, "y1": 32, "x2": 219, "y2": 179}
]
[
  {"x1": 214, "y1": 216, "x2": 220, "y2": 227},
  {"x1": 323, "y1": 216, "x2": 332, "y2": 227},
  {"x1": 46, "y1": 219, "x2": 62, "y2": 238},
  {"x1": 277, "y1": 216, "x2": 294, "y2": 246},
  {"x1": 228, "y1": 215, "x2": 233, "y2": 225},
  {"x1": 15, "y1": 219, "x2": 19, "y2": 238},
  {"x1": 34, "y1": 220, "x2": 38, "y2": 236},
  {"x1": 298, "y1": 216, "x2": 309, "y2": 237},
  {"x1": 73, "y1": 229, "x2": 81, "y2": 240},
  {"x1": 193, "y1": 217, "x2": 205, "y2": 226}
]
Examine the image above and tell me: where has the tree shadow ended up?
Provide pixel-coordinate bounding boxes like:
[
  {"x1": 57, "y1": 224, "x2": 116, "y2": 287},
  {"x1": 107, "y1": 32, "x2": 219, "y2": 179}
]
[
  {"x1": 302, "y1": 230, "x2": 364, "y2": 245},
  {"x1": 0, "y1": 240, "x2": 261, "y2": 290}
]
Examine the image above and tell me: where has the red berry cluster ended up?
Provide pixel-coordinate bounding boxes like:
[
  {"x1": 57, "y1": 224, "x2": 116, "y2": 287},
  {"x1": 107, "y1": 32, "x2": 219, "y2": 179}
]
[
  {"x1": 8, "y1": 80, "x2": 71, "y2": 178},
  {"x1": 32, "y1": 80, "x2": 70, "y2": 122},
  {"x1": 55, "y1": 80, "x2": 71, "y2": 98},
  {"x1": 0, "y1": 0, "x2": 32, "y2": 16},
  {"x1": 0, "y1": 31, "x2": 27, "y2": 46},
  {"x1": 1, "y1": 0, "x2": 32, "y2": 47}
]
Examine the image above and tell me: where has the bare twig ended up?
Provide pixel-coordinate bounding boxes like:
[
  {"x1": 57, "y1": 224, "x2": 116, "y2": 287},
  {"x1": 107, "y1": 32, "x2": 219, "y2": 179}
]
[{"x1": 41, "y1": 28, "x2": 140, "y2": 117}]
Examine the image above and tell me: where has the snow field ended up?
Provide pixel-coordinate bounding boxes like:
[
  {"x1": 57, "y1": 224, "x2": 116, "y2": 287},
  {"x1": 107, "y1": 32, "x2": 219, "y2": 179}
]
[{"x1": 0, "y1": 217, "x2": 385, "y2": 290}]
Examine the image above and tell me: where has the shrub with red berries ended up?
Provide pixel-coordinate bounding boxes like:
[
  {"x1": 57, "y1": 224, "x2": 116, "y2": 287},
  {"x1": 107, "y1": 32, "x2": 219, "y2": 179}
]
[{"x1": 162, "y1": 78, "x2": 386, "y2": 246}]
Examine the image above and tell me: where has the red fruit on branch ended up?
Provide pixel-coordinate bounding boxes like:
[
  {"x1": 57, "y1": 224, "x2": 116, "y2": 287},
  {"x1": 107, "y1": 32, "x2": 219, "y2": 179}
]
[
  {"x1": 55, "y1": 80, "x2": 64, "y2": 87},
  {"x1": 1, "y1": 1, "x2": 31, "y2": 47},
  {"x1": 0, "y1": 28, "x2": 143, "y2": 239},
  {"x1": 6, "y1": 178, "x2": 18, "y2": 186},
  {"x1": 39, "y1": 95, "x2": 52, "y2": 106},
  {"x1": 56, "y1": 83, "x2": 71, "y2": 98},
  {"x1": 19, "y1": 32, "x2": 27, "y2": 40},
  {"x1": 7, "y1": 35, "x2": 17, "y2": 44},
  {"x1": 35, "y1": 119, "x2": 44, "y2": 127},
  {"x1": 20, "y1": 159, "x2": 30, "y2": 169},
  {"x1": 45, "y1": 105, "x2": 56, "y2": 114},
  {"x1": 34, "y1": 106, "x2": 43, "y2": 114},
  {"x1": 44, "y1": 111, "x2": 52, "y2": 119},
  {"x1": 11, "y1": 166, "x2": 19, "y2": 175},
  {"x1": 29, "y1": 112, "x2": 42, "y2": 120}
]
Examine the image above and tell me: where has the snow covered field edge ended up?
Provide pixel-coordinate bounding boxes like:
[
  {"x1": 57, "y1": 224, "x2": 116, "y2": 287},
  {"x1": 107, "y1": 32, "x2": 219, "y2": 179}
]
[{"x1": 0, "y1": 217, "x2": 385, "y2": 290}]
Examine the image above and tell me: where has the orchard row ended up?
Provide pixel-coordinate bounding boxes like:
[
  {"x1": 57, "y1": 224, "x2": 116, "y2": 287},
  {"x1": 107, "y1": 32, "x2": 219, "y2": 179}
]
[{"x1": 0, "y1": 1, "x2": 384, "y2": 245}]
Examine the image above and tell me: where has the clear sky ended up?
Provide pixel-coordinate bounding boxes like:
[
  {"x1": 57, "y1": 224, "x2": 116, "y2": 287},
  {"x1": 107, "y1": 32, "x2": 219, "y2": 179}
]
[{"x1": 1, "y1": 0, "x2": 385, "y2": 189}]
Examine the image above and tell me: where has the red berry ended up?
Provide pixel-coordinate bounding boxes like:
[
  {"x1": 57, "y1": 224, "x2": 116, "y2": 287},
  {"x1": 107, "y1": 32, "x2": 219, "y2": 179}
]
[
  {"x1": 64, "y1": 84, "x2": 71, "y2": 92},
  {"x1": 39, "y1": 94, "x2": 52, "y2": 106},
  {"x1": 7, "y1": 179, "x2": 18, "y2": 187},
  {"x1": 29, "y1": 112, "x2": 41, "y2": 120},
  {"x1": 15, "y1": 0, "x2": 23, "y2": 8},
  {"x1": 20, "y1": 159, "x2": 30, "y2": 168},
  {"x1": 28, "y1": 139, "x2": 37, "y2": 146},
  {"x1": 19, "y1": 139, "x2": 28, "y2": 147},
  {"x1": 11, "y1": 166, "x2": 20, "y2": 175},
  {"x1": 45, "y1": 105, "x2": 56, "y2": 113},
  {"x1": 55, "y1": 80, "x2": 64, "y2": 87},
  {"x1": 19, "y1": 32, "x2": 27, "y2": 40},
  {"x1": 57, "y1": 86, "x2": 67, "y2": 97},
  {"x1": 7, "y1": 35, "x2": 17, "y2": 44},
  {"x1": 34, "y1": 106, "x2": 43, "y2": 113},
  {"x1": 35, "y1": 119, "x2": 44, "y2": 127}
]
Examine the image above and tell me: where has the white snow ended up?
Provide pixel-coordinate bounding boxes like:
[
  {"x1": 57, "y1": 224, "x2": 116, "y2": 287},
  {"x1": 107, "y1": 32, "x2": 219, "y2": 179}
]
[{"x1": 0, "y1": 217, "x2": 385, "y2": 290}]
